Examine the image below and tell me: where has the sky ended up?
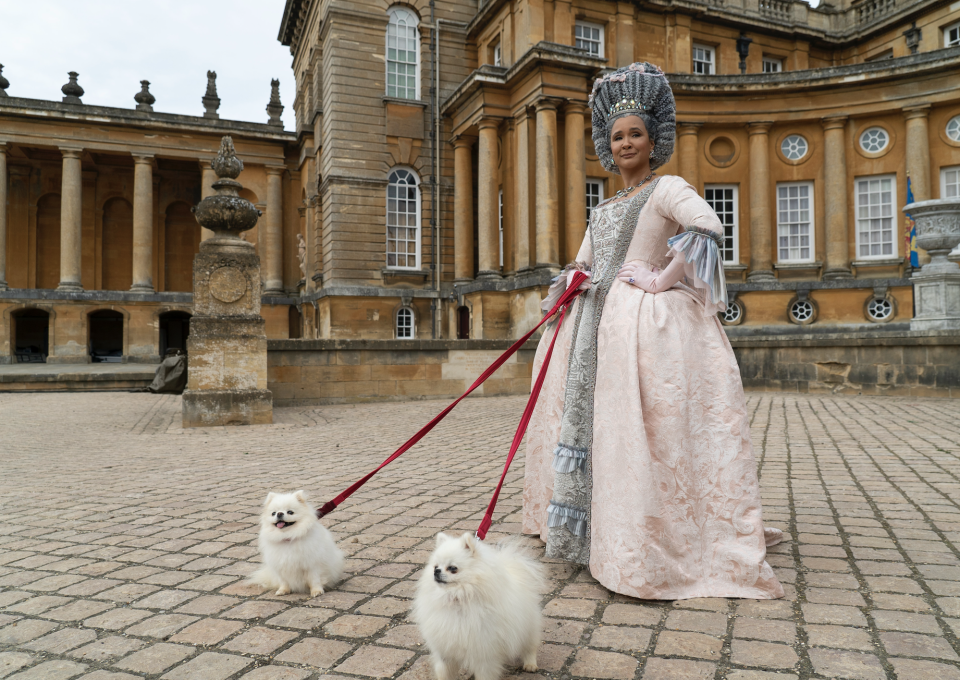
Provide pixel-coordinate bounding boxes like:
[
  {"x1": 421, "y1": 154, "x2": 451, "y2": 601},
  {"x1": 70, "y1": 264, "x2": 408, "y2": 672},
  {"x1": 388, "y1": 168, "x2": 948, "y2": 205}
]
[{"x1": 1, "y1": 0, "x2": 296, "y2": 130}]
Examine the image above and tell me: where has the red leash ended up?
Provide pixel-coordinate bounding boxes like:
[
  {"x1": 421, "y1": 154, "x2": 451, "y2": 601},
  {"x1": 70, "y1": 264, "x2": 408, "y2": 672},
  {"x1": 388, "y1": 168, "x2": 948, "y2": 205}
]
[
  {"x1": 315, "y1": 272, "x2": 588, "y2": 522},
  {"x1": 475, "y1": 298, "x2": 569, "y2": 539}
]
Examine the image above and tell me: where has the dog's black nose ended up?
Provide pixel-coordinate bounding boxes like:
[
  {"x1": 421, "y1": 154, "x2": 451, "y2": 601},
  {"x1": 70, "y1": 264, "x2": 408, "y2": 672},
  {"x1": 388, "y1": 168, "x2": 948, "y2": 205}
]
[
  {"x1": 433, "y1": 567, "x2": 443, "y2": 582},
  {"x1": 276, "y1": 512, "x2": 285, "y2": 518}
]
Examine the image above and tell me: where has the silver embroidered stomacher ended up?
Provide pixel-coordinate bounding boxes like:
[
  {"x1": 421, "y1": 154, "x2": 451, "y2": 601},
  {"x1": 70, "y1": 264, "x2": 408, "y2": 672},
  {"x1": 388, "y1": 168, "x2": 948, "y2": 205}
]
[{"x1": 545, "y1": 178, "x2": 661, "y2": 566}]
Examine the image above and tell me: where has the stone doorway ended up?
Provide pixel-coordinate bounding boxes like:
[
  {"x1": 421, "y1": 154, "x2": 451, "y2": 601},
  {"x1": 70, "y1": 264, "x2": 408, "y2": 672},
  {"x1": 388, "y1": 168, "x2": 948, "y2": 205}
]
[
  {"x1": 159, "y1": 311, "x2": 191, "y2": 356},
  {"x1": 13, "y1": 309, "x2": 50, "y2": 363},
  {"x1": 89, "y1": 310, "x2": 124, "y2": 362}
]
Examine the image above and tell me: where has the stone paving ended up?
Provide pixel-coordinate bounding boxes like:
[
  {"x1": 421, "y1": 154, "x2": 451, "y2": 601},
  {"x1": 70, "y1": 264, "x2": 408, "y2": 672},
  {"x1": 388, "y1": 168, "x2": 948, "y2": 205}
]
[{"x1": 1, "y1": 392, "x2": 960, "y2": 680}]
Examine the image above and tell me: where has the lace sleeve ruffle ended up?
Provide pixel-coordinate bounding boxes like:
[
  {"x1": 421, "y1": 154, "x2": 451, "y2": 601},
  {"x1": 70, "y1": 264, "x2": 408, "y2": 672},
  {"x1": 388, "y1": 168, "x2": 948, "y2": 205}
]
[
  {"x1": 666, "y1": 226, "x2": 728, "y2": 317},
  {"x1": 540, "y1": 261, "x2": 591, "y2": 315}
]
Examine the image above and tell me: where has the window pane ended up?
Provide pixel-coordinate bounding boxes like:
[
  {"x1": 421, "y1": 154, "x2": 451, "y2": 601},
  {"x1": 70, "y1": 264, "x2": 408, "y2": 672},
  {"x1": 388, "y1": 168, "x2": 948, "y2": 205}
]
[{"x1": 855, "y1": 175, "x2": 896, "y2": 260}]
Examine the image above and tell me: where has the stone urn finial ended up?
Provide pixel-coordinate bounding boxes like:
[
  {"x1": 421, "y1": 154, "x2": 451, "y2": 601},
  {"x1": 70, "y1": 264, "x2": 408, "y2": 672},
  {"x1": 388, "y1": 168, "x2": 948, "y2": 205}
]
[
  {"x1": 0, "y1": 65, "x2": 9, "y2": 97},
  {"x1": 61, "y1": 71, "x2": 84, "y2": 104},
  {"x1": 266, "y1": 78, "x2": 284, "y2": 127},
  {"x1": 134, "y1": 80, "x2": 155, "y2": 112},
  {"x1": 202, "y1": 70, "x2": 220, "y2": 119},
  {"x1": 192, "y1": 136, "x2": 260, "y2": 245}
]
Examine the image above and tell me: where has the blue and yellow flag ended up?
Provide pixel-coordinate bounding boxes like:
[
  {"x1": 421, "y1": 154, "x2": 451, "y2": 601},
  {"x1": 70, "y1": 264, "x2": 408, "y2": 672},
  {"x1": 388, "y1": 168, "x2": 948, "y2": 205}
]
[{"x1": 905, "y1": 176, "x2": 919, "y2": 268}]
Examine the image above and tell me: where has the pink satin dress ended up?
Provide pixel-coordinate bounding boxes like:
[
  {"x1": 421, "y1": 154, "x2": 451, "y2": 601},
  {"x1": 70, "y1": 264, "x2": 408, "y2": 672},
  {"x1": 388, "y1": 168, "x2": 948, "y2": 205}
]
[{"x1": 523, "y1": 175, "x2": 784, "y2": 600}]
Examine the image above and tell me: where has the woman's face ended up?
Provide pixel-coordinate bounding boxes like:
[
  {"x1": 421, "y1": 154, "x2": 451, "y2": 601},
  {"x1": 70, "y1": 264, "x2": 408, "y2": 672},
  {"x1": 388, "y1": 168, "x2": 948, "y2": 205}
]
[{"x1": 610, "y1": 115, "x2": 654, "y2": 175}]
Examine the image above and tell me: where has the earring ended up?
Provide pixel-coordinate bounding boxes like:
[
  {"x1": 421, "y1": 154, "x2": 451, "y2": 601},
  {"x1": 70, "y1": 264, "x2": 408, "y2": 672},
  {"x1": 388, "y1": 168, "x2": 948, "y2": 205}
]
[{"x1": 649, "y1": 150, "x2": 655, "y2": 158}]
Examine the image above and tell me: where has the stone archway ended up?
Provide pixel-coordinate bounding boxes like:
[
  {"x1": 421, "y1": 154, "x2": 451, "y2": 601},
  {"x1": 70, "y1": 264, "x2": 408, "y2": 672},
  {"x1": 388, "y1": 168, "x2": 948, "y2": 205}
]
[
  {"x1": 159, "y1": 311, "x2": 192, "y2": 356},
  {"x1": 102, "y1": 197, "x2": 134, "y2": 291},
  {"x1": 88, "y1": 310, "x2": 125, "y2": 362},
  {"x1": 36, "y1": 194, "x2": 61, "y2": 290},
  {"x1": 12, "y1": 308, "x2": 50, "y2": 362}
]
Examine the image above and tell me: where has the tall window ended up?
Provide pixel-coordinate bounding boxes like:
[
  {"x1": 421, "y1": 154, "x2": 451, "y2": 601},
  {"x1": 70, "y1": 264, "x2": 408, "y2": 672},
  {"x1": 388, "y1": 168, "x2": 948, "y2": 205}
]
[
  {"x1": 777, "y1": 182, "x2": 814, "y2": 263},
  {"x1": 386, "y1": 7, "x2": 419, "y2": 100},
  {"x1": 942, "y1": 166, "x2": 960, "y2": 200},
  {"x1": 704, "y1": 185, "x2": 739, "y2": 264},
  {"x1": 944, "y1": 21, "x2": 960, "y2": 47},
  {"x1": 396, "y1": 307, "x2": 414, "y2": 339},
  {"x1": 762, "y1": 56, "x2": 783, "y2": 73},
  {"x1": 855, "y1": 175, "x2": 897, "y2": 259},
  {"x1": 387, "y1": 168, "x2": 420, "y2": 269},
  {"x1": 575, "y1": 21, "x2": 604, "y2": 57},
  {"x1": 586, "y1": 179, "x2": 604, "y2": 225},
  {"x1": 693, "y1": 44, "x2": 715, "y2": 74}
]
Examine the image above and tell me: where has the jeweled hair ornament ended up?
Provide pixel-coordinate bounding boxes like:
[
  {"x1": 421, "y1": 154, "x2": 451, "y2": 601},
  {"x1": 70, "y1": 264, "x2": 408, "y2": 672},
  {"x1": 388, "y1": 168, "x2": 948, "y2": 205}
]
[{"x1": 588, "y1": 62, "x2": 676, "y2": 174}]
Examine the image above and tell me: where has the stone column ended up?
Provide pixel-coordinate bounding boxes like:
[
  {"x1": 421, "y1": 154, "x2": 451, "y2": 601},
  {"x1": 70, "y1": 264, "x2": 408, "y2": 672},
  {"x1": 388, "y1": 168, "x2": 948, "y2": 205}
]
[
  {"x1": 904, "y1": 105, "x2": 931, "y2": 202},
  {"x1": 677, "y1": 123, "x2": 702, "y2": 192},
  {"x1": 0, "y1": 143, "x2": 7, "y2": 291},
  {"x1": 822, "y1": 116, "x2": 852, "y2": 279},
  {"x1": 746, "y1": 123, "x2": 775, "y2": 281},
  {"x1": 564, "y1": 102, "x2": 587, "y2": 263},
  {"x1": 535, "y1": 99, "x2": 560, "y2": 270},
  {"x1": 264, "y1": 166, "x2": 284, "y2": 294},
  {"x1": 453, "y1": 137, "x2": 474, "y2": 282},
  {"x1": 477, "y1": 118, "x2": 501, "y2": 279},
  {"x1": 58, "y1": 147, "x2": 83, "y2": 291},
  {"x1": 131, "y1": 154, "x2": 155, "y2": 292},
  {"x1": 515, "y1": 107, "x2": 533, "y2": 272},
  {"x1": 199, "y1": 161, "x2": 217, "y2": 241}
]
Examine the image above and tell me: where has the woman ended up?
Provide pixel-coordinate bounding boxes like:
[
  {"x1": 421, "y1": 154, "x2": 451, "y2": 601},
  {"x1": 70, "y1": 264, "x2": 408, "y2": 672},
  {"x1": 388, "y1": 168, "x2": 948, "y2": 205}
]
[{"x1": 522, "y1": 62, "x2": 783, "y2": 601}]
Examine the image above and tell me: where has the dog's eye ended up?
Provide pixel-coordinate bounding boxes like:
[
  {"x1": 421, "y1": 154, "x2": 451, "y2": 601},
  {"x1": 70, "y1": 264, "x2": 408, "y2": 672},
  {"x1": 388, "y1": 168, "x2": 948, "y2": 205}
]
[
  {"x1": 271, "y1": 512, "x2": 276, "y2": 516},
  {"x1": 287, "y1": 511, "x2": 294, "y2": 515},
  {"x1": 446, "y1": 566, "x2": 458, "y2": 574}
]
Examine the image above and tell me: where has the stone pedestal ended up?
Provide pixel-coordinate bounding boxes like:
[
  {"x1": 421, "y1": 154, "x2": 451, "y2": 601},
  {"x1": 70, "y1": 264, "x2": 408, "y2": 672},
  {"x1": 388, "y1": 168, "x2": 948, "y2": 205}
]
[
  {"x1": 905, "y1": 198, "x2": 960, "y2": 331},
  {"x1": 182, "y1": 136, "x2": 273, "y2": 427}
]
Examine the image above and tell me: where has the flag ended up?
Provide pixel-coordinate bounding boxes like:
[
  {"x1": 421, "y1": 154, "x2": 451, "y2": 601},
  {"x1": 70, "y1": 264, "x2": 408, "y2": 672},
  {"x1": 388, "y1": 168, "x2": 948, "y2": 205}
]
[{"x1": 905, "y1": 176, "x2": 919, "y2": 268}]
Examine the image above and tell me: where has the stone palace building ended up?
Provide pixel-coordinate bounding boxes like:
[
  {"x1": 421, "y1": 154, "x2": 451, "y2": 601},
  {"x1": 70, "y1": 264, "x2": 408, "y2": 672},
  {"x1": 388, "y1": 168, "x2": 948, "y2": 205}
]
[
  {"x1": 278, "y1": 0, "x2": 960, "y2": 342},
  {"x1": 1, "y1": 0, "x2": 959, "y2": 397}
]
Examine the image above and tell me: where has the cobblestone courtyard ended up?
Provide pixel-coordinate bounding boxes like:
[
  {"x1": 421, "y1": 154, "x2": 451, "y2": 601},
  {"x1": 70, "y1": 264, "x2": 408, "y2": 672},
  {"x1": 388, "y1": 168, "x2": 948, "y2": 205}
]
[{"x1": 2, "y1": 393, "x2": 960, "y2": 680}]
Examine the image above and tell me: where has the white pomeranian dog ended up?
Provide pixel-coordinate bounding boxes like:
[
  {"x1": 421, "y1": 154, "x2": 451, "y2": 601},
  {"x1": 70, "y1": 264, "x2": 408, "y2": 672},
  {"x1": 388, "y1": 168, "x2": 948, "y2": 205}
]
[
  {"x1": 249, "y1": 490, "x2": 344, "y2": 597},
  {"x1": 412, "y1": 532, "x2": 545, "y2": 680}
]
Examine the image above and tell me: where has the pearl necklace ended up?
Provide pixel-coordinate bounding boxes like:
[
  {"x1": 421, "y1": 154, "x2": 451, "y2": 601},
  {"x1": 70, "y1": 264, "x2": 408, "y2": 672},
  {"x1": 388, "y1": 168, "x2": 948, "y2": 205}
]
[{"x1": 615, "y1": 173, "x2": 656, "y2": 200}]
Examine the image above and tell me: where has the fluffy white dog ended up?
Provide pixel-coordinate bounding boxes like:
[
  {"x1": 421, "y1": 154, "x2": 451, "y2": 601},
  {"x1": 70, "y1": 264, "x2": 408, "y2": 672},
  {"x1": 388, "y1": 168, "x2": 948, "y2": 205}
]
[
  {"x1": 412, "y1": 532, "x2": 545, "y2": 680},
  {"x1": 249, "y1": 490, "x2": 344, "y2": 597}
]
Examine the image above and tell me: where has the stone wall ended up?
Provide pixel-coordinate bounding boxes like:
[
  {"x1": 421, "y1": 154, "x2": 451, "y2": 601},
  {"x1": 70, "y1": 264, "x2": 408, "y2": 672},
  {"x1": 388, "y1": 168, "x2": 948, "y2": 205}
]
[
  {"x1": 267, "y1": 339, "x2": 537, "y2": 405},
  {"x1": 268, "y1": 329, "x2": 960, "y2": 405},
  {"x1": 730, "y1": 327, "x2": 960, "y2": 397}
]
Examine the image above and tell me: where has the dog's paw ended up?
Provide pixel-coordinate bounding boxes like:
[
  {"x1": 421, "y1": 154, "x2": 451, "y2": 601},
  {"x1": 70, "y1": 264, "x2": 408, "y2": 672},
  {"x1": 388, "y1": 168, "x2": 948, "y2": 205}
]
[
  {"x1": 275, "y1": 586, "x2": 291, "y2": 596},
  {"x1": 522, "y1": 663, "x2": 539, "y2": 673},
  {"x1": 310, "y1": 586, "x2": 325, "y2": 597}
]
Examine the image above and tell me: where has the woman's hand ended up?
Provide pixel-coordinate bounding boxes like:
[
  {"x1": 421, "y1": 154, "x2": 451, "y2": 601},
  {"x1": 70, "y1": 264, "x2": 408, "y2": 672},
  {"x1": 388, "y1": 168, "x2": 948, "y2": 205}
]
[
  {"x1": 617, "y1": 263, "x2": 661, "y2": 293},
  {"x1": 566, "y1": 269, "x2": 592, "y2": 291}
]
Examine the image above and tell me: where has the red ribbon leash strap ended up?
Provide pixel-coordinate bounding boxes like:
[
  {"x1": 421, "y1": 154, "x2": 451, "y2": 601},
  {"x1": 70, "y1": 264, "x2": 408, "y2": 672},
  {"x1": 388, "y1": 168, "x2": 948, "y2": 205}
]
[
  {"x1": 475, "y1": 300, "x2": 569, "y2": 540},
  {"x1": 316, "y1": 271, "x2": 588, "y2": 519}
]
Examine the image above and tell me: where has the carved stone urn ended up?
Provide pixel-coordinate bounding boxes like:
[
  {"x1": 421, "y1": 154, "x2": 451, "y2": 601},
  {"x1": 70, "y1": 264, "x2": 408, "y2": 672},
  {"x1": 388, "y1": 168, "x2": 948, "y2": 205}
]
[
  {"x1": 904, "y1": 198, "x2": 960, "y2": 331},
  {"x1": 181, "y1": 136, "x2": 273, "y2": 427}
]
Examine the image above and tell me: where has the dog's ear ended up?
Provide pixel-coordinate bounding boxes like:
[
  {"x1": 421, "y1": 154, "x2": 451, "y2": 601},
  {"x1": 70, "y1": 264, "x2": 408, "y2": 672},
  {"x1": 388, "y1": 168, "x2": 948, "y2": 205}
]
[
  {"x1": 435, "y1": 532, "x2": 451, "y2": 546},
  {"x1": 293, "y1": 490, "x2": 308, "y2": 504},
  {"x1": 264, "y1": 492, "x2": 277, "y2": 506},
  {"x1": 461, "y1": 532, "x2": 477, "y2": 554}
]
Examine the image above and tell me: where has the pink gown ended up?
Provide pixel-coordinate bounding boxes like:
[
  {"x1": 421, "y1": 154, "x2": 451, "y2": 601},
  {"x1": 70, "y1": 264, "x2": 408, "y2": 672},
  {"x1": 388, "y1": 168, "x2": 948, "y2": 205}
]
[{"x1": 523, "y1": 175, "x2": 784, "y2": 600}]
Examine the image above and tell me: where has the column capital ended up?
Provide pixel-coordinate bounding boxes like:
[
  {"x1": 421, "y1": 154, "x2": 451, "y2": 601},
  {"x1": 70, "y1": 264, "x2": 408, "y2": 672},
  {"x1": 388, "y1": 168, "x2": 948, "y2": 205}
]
[
  {"x1": 534, "y1": 98, "x2": 560, "y2": 113},
  {"x1": 677, "y1": 122, "x2": 703, "y2": 134},
  {"x1": 199, "y1": 160, "x2": 213, "y2": 170},
  {"x1": 747, "y1": 121, "x2": 774, "y2": 136},
  {"x1": 452, "y1": 135, "x2": 475, "y2": 149},
  {"x1": 820, "y1": 115, "x2": 848, "y2": 131},
  {"x1": 562, "y1": 100, "x2": 588, "y2": 116},
  {"x1": 0, "y1": 142, "x2": 8, "y2": 154},
  {"x1": 58, "y1": 147, "x2": 83, "y2": 159},
  {"x1": 903, "y1": 104, "x2": 932, "y2": 120},
  {"x1": 265, "y1": 165, "x2": 286, "y2": 176},
  {"x1": 477, "y1": 116, "x2": 501, "y2": 131},
  {"x1": 132, "y1": 153, "x2": 155, "y2": 164}
]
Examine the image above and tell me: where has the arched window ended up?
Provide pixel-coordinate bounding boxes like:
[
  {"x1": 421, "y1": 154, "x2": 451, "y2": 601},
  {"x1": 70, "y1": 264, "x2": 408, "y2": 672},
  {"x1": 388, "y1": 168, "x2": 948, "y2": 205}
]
[
  {"x1": 396, "y1": 306, "x2": 415, "y2": 339},
  {"x1": 387, "y1": 168, "x2": 420, "y2": 270},
  {"x1": 102, "y1": 197, "x2": 133, "y2": 291},
  {"x1": 386, "y1": 7, "x2": 420, "y2": 100}
]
